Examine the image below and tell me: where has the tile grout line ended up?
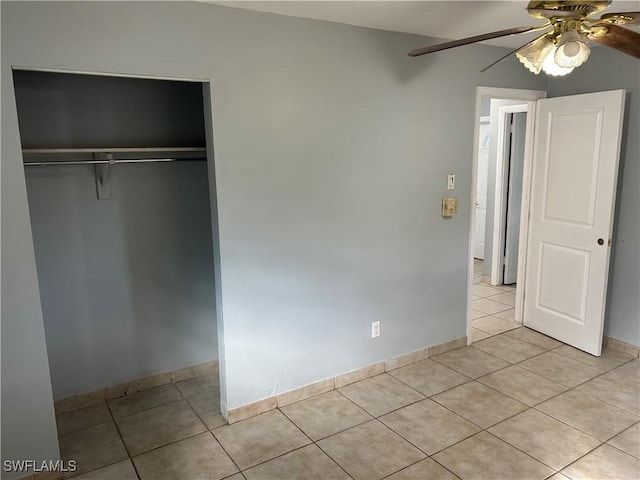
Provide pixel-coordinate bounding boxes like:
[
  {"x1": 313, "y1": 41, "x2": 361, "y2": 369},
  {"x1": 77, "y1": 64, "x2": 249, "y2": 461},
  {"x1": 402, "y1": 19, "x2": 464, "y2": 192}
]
[
  {"x1": 104, "y1": 399, "x2": 142, "y2": 480},
  {"x1": 277, "y1": 408, "x2": 355, "y2": 480},
  {"x1": 180, "y1": 393, "x2": 247, "y2": 478},
  {"x1": 603, "y1": 420, "x2": 640, "y2": 459}
]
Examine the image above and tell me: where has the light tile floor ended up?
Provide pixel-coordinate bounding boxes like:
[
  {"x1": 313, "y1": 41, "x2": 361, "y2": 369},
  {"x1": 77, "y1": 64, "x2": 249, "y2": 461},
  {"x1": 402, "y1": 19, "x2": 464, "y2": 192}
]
[
  {"x1": 471, "y1": 259, "x2": 520, "y2": 343},
  {"x1": 54, "y1": 260, "x2": 637, "y2": 479},
  {"x1": 56, "y1": 335, "x2": 639, "y2": 479}
]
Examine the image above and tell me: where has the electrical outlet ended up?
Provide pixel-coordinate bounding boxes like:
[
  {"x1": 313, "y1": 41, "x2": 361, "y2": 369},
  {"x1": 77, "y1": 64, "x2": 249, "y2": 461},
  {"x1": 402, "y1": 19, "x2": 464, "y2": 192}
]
[{"x1": 371, "y1": 321, "x2": 381, "y2": 338}]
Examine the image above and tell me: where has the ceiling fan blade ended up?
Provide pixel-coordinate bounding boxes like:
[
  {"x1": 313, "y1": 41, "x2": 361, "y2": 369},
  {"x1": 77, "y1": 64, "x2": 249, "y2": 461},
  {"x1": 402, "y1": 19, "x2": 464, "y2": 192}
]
[
  {"x1": 598, "y1": 11, "x2": 640, "y2": 25},
  {"x1": 409, "y1": 26, "x2": 536, "y2": 57},
  {"x1": 481, "y1": 34, "x2": 547, "y2": 73},
  {"x1": 588, "y1": 23, "x2": 640, "y2": 59}
]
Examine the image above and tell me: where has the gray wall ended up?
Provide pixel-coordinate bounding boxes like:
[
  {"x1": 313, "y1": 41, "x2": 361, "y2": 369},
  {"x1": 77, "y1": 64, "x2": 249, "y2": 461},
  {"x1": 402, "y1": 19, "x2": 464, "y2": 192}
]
[
  {"x1": 1, "y1": 2, "x2": 549, "y2": 474},
  {"x1": 480, "y1": 97, "x2": 491, "y2": 117},
  {"x1": 25, "y1": 162, "x2": 217, "y2": 400},
  {"x1": 547, "y1": 48, "x2": 640, "y2": 346}
]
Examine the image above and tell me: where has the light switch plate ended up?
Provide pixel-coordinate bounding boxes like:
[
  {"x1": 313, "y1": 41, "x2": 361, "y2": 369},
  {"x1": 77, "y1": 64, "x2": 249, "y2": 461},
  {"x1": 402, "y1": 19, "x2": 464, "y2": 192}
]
[{"x1": 447, "y1": 174, "x2": 455, "y2": 190}]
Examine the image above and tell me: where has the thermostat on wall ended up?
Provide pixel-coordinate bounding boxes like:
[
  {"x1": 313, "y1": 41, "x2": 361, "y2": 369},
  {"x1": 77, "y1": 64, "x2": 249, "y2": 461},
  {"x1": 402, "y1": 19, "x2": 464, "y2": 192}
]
[{"x1": 442, "y1": 197, "x2": 458, "y2": 217}]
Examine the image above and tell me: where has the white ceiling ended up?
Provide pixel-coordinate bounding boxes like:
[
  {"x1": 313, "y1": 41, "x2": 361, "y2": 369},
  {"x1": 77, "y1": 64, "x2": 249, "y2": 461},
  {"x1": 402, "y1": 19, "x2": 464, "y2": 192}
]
[{"x1": 208, "y1": 0, "x2": 640, "y2": 48}]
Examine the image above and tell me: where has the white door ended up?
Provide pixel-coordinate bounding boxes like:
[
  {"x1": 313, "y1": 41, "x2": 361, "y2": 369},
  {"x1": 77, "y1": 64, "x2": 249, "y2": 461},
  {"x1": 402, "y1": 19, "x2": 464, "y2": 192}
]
[
  {"x1": 524, "y1": 90, "x2": 625, "y2": 356},
  {"x1": 503, "y1": 112, "x2": 527, "y2": 284},
  {"x1": 474, "y1": 118, "x2": 490, "y2": 260}
]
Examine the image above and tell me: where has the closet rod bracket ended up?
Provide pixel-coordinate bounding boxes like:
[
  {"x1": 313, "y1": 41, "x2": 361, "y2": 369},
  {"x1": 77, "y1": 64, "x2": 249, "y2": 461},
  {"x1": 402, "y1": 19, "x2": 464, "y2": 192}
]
[{"x1": 94, "y1": 153, "x2": 114, "y2": 200}]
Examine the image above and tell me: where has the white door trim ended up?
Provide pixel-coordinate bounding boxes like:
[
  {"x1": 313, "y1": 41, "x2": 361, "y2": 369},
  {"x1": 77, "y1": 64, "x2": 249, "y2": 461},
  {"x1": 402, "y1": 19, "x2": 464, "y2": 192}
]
[
  {"x1": 490, "y1": 103, "x2": 528, "y2": 286},
  {"x1": 467, "y1": 87, "x2": 547, "y2": 345}
]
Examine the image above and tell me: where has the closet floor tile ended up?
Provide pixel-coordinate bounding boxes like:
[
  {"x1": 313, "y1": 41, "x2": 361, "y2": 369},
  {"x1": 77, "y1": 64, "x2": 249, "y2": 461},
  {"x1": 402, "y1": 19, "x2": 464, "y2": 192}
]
[
  {"x1": 478, "y1": 365, "x2": 568, "y2": 406},
  {"x1": 116, "y1": 399, "x2": 206, "y2": 456},
  {"x1": 553, "y1": 345, "x2": 636, "y2": 372},
  {"x1": 519, "y1": 351, "x2": 604, "y2": 388},
  {"x1": 431, "y1": 346, "x2": 509, "y2": 379},
  {"x1": 280, "y1": 390, "x2": 372, "y2": 441},
  {"x1": 73, "y1": 459, "x2": 138, "y2": 480},
  {"x1": 56, "y1": 402, "x2": 113, "y2": 436},
  {"x1": 574, "y1": 371, "x2": 640, "y2": 415},
  {"x1": 432, "y1": 431, "x2": 554, "y2": 480},
  {"x1": 108, "y1": 384, "x2": 183, "y2": 419},
  {"x1": 186, "y1": 392, "x2": 226, "y2": 430},
  {"x1": 561, "y1": 444, "x2": 640, "y2": 480},
  {"x1": 175, "y1": 374, "x2": 219, "y2": 398},
  {"x1": 133, "y1": 432, "x2": 237, "y2": 480},
  {"x1": 536, "y1": 389, "x2": 639, "y2": 441},
  {"x1": 607, "y1": 423, "x2": 640, "y2": 459},
  {"x1": 503, "y1": 327, "x2": 563, "y2": 350},
  {"x1": 59, "y1": 422, "x2": 128, "y2": 477},
  {"x1": 432, "y1": 381, "x2": 528, "y2": 429},
  {"x1": 316, "y1": 420, "x2": 425, "y2": 480},
  {"x1": 243, "y1": 444, "x2": 349, "y2": 480},
  {"x1": 385, "y1": 458, "x2": 458, "y2": 480},
  {"x1": 379, "y1": 399, "x2": 480, "y2": 455},
  {"x1": 488, "y1": 409, "x2": 600, "y2": 471},
  {"x1": 472, "y1": 334, "x2": 546, "y2": 364},
  {"x1": 472, "y1": 315, "x2": 519, "y2": 335},
  {"x1": 387, "y1": 359, "x2": 470, "y2": 397},
  {"x1": 337, "y1": 374, "x2": 425, "y2": 417},
  {"x1": 213, "y1": 409, "x2": 311, "y2": 471},
  {"x1": 612, "y1": 358, "x2": 640, "y2": 382}
]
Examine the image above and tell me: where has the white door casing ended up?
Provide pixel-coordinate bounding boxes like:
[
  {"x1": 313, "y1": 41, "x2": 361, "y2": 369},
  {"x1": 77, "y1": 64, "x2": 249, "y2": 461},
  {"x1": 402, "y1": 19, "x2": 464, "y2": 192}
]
[
  {"x1": 474, "y1": 117, "x2": 490, "y2": 260},
  {"x1": 523, "y1": 90, "x2": 626, "y2": 356},
  {"x1": 504, "y1": 111, "x2": 527, "y2": 284},
  {"x1": 492, "y1": 104, "x2": 528, "y2": 285}
]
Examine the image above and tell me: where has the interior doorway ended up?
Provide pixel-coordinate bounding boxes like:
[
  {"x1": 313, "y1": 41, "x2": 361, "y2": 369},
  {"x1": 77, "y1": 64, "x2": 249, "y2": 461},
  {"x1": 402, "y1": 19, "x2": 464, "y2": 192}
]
[
  {"x1": 491, "y1": 105, "x2": 528, "y2": 287},
  {"x1": 467, "y1": 87, "x2": 546, "y2": 344}
]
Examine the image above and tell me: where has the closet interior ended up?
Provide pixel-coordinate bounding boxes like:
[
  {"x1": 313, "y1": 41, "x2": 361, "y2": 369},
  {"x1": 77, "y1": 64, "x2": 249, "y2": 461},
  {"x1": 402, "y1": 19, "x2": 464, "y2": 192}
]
[{"x1": 15, "y1": 70, "x2": 220, "y2": 413}]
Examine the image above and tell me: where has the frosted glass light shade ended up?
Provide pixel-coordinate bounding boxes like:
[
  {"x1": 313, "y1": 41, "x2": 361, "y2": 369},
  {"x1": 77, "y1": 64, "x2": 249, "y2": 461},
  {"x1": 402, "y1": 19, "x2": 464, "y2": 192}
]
[
  {"x1": 516, "y1": 35, "x2": 555, "y2": 74},
  {"x1": 542, "y1": 49, "x2": 574, "y2": 76},
  {"x1": 554, "y1": 30, "x2": 590, "y2": 68}
]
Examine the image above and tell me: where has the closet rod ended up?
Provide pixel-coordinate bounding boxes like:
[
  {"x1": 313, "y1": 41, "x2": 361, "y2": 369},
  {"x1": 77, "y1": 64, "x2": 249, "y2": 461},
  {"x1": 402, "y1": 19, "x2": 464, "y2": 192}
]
[{"x1": 23, "y1": 158, "x2": 206, "y2": 166}]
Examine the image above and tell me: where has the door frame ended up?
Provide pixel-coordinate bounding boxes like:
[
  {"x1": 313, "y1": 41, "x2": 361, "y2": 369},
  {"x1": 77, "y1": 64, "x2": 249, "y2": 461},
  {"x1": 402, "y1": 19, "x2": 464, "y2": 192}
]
[
  {"x1": 467, "y1": 87, "x2": 546, "y2": 344},
  {"x1": 12, "y1": 66, "x2": 228, "y2": 415},
  {"x1": 490, "y1": 104, "x2": 528, "y2": 286}
]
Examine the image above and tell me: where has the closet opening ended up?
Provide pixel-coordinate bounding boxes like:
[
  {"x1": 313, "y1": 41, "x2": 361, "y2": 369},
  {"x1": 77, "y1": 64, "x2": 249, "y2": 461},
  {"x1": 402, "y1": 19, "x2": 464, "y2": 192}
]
[{"x1": 14, "y1": 69, "x2": 225, "y2": 444}]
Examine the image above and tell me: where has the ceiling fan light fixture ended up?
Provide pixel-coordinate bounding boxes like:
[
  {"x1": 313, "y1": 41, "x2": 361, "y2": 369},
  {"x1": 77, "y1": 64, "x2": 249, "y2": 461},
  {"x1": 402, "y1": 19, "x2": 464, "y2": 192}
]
[
  {"x1": 554, "y1": 29, "x2": 591, "y2": 67},
  {"x1": 542, "y1": 48, "x2": 575, "y2": 76},
  {"x1": 516, "y1": 35, "x2": 555, "y2": 74}
]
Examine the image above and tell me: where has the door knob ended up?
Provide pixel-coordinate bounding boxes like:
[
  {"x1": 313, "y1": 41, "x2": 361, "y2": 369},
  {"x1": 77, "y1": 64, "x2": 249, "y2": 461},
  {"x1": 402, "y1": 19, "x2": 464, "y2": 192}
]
[{"x1": 597, "y1": 238, "x2": 604, "y2": 246}]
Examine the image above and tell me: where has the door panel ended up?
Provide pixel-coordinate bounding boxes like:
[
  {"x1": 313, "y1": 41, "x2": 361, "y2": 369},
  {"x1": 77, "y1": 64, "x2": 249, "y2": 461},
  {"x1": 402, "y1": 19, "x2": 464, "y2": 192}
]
[
  {"x1": 474, "y1": 120, "x2": 490, "y2": 260},
  {"x1": 543, "y1": 110, "x2": 601, "y2": 225},
  {"x1": 524, "y1": 90, "x2": 625, "y2": 356}
]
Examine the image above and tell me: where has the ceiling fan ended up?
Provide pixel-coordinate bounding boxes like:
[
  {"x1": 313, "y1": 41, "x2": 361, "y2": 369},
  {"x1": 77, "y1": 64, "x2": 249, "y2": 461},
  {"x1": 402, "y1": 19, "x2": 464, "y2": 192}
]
[{"x1": 409, "y1": 1, "x2": 640, "y2": 76}]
